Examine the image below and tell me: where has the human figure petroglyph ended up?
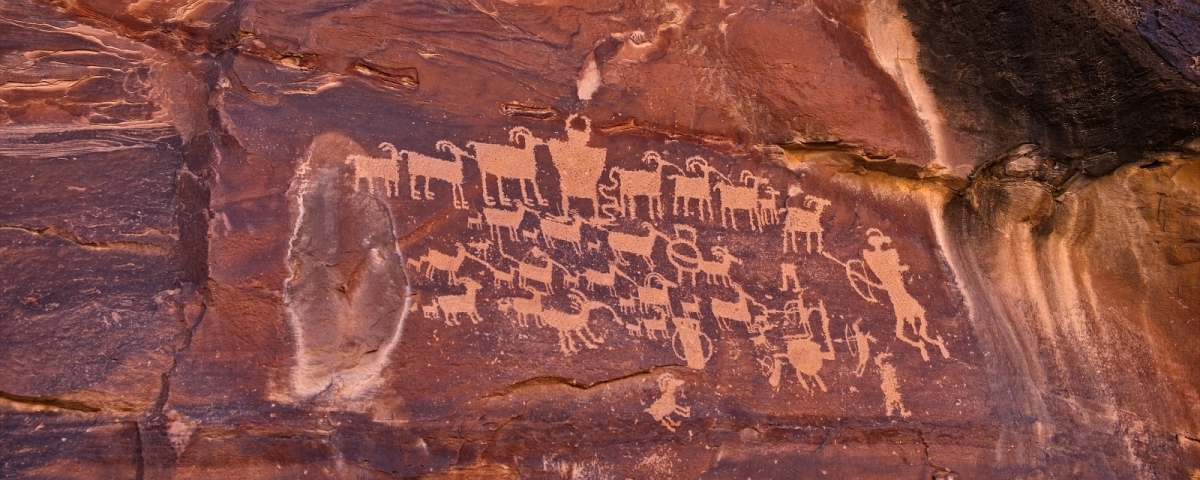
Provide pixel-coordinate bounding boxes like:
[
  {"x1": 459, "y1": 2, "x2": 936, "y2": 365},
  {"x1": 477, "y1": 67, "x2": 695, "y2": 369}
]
[
  {"x1": 780, "y1": 262, "x2": 801, "y2": 292},
  {"x1": 645, "y1": 374, "x2": 690, "y2": 432},
  {"x1": 433, "y1": 278, "x2": 483, "y2": 326},
  {"x1": 607, "y1": 221, "x2": 665, "y2": 269},
  {"x1": 760, "y1": 294, "x2": 835, "y2": 392},
  {"x1": 538, "y1": 212, "x2": 585, "y2": 254},
  {"x1": 713, "y1": 170, "x2": 763, "y2": 231},
  {"x1": 875, "y1": 353, "x2": 911, "y2": 417},
  {"x1": 407, "y1": 244, "x2": 469, "y2": 283},
  {"x1": 546, "y1": 115, "x2": 608, "y2": 217},
  {"x1": 469, "y1": 126, "x2": 547, "y2": 207},
  {"x1": 782, "y1": 186, "x2": 831, "y2": 254},
  {"x1": 345, "y1": 143, "x2": 401, "y2": 196},
  {"x1": 403, "y1": 140, "x2": 468, "y2": 208},
  {"x1": 697, "y1": 246, "x2": 740, "y2": 287},
  {"x1": 497, "y1": 289, "x2": 545, "y2": 328},
  {"x1": 855, "y1": 228, "x2": 949, "y2": 362},
  {"x1": 667, "y1": 156, "x2": 719, "y2": 221},
  {"x1": 847, "y1": 318, "x2": 877, "y2": 377},
  {"x1": 671, "y1": 316, "x2": 714, "y2": 369},
  {"x1": 605, "y1": 151, "x2": 674, "y2": 220},
  {"x1": 540, "y1": 291, "x2": 612, "y2": 354}
]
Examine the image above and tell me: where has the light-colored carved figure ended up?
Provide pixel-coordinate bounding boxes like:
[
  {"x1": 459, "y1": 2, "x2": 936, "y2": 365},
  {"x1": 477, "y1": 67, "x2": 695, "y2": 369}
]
[
  {"x1": 466, "y1": 210, "x2": 483, "y2": 230},
  {"x1": 634, "y1": 272, "x2": 678, "y2": 314},
  {"x1": 875, "y1": 353, "x2": 911, "y2": 417},
  {"x1": 760, "y1": 296, "x2": 835, "y2": 392},
  {"x1": 607, "y1": 222, "x2": 664, "y2": 268},
  {"x1": 679, "y1": 294, "x2": 701, "y2": 319},
  {"x1": 509, "y1": 248, "x2": 557, "y2": 294},
  {"x1": 497, "y1": 289, "x2": 545, "y2": 327},
  {"x1": 434, "y1": 278, "x2": 483, "y2": 326},
  {"x1": 782, "y1": 191, "x2": 832, "y2": 253},
  {"x1": 713, "y1": 170, "x2": 763, "y2": 231},
  {"x1": 756, "y1": 185, "x2": 780, "y2": 226},
  {"x1": 546, "y1": 115, "x2": 608, "y2": 216},
  {"x1": 482, "y1": 203, "x2": 533, "y2": 250},
  {"x1": 605, "y1": 151, "x2": 672, "y2": 219},
  {"x1": 540, "y1": 291, "x2": 612, "y2": 354},
  {"x1": 710, "y1": 283, "x2": 761, "y2": 332},
  {"x1": 403, "y1": 140, "x2": 468, "y2": 208},
  {"x1": 539, "y1": 212, "x2": 585, "y2": 254},
  {"x1": 579, "y1": 267, "x2": 617, "y2": 295},
  {"x1": 847, "y1": 318, "x2": 877, "y2": 377},
  {"x1": 780, "y1": 262, "x2": 801, "y2": 292},
  {"x1": 618, "y1": 295, "x2": 638, "y2": 314},
  {"x1": 641, "y1": 307, "x2": 670, "y2": 340},
  {"x1": 749, "y1": 317, "x2": 774, "y2": 349},
  {"x1": 671, "y1": 316, "x2": 714, "y2": 369},
  {"x1": 407, "y1": 244, "x2": 468, "y2": 283},
  {"x1": 469, "y1": 126, "x2": 547, "y2": 207},
  {"x1": 697, "y1": 246, "x2": 740, "y2": 287},
  {"x1": 854, "y1": 229, "x2": 949, "y2": 362},
  {"x1": 667, "y1": 156, "x2": 719, "y2": 221},
  {"x1": 464, "y1": 251, "x2": 515, "y2": 289},
  {"x1": 645, "y1": 374, "x2": 690, "y2": 432},
  {"x1": 666, "y1": 226, "x2": 703, "y2": 285},
  {"x1": 345, "y1": 142, "x2": 401, "y2": 196}
]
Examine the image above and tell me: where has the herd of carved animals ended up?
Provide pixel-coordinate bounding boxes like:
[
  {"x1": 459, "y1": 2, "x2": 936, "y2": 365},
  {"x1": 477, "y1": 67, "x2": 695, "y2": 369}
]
[{"x1": 348, "y1": 115, "x2": 951, "y2": 405}]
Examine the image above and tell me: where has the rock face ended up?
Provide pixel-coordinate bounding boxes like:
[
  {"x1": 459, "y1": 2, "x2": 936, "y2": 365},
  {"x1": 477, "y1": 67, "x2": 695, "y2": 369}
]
[{"x1": 2, "y1": 0, "x2": 1198, "y2": 478}]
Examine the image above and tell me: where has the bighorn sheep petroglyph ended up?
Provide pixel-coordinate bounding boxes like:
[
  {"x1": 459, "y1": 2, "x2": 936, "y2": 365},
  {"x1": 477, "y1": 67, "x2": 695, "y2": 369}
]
[
  {"x1": 782, "y1": 193, "x2": 831, "y2": 254},
  {"x1": 645, "y1": 374, "x2": 690, "y2": 432},
  {"x1": 469, "y1": 126, "x2": 547, "y2": 207},
  {"x1": 346, "y1": 143, "x2": 401, "y2": 196},
  {"x1": 668, "y1": 156, "x2": 718, "y2": 221},
  {"x1": 403, "y1": 140, "x2": 469, "y2": 209},
  {"x1": 606, "y1": 151, "x2": 674, "y2": 220}
]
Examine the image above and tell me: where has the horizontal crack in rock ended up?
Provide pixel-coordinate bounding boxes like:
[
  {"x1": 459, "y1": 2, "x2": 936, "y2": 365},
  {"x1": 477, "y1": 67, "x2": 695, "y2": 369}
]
[
  {"x1": 0, "y1": 390, "x2": 102, "y2": 413},
  {"x1": 0, "y1": 225, "x2": 171, "y2": 253}
]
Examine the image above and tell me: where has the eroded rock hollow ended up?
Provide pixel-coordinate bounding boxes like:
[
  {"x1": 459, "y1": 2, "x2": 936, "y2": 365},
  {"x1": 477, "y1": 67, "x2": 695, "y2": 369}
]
[{"x1": 2, "y1": 0, "x2": 1198, "y2": 477}]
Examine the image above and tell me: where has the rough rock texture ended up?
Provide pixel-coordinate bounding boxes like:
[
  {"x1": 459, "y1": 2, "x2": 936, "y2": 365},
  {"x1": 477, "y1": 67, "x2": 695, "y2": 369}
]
[{"x1": 2, "y1": 0, "x2": 1199, "y2": 478}]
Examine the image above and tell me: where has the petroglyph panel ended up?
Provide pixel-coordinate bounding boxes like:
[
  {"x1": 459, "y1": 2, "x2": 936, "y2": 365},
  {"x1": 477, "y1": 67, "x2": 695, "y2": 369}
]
[{"x1": 291, "y1": 114, "x2": 978, "y2": 423}]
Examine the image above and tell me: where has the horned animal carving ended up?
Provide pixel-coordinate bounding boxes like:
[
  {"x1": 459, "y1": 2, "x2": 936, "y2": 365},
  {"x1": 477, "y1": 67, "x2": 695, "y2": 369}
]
[
  {"x1": 432, "y1": 278, "x2": 483, "y2": 326},
  {"x1": 469, "y1": 126, "x2": 547, "y2": 207},
  {"x1": 403, "y1": 140, "x2": 469, "y2": 209},
  {"x1": 607, "y1": 222, "x2": 664, "y2": 269},
  {"x1": 605, "y1": 151, "x2": 672, "y2": 220},
  {"x1": 539, "y1": 291, "x2": 612, "y2": 354},
  {"x1": 345, "y1": 143, "x2": 401, "y2": 196},
  {"x1": 782, "y1": 192, "x2": 831, "y2": 253},
  {"x1": 713, "y1": 170, "x2": 763, "y2": 231},
  {"x1": 645, "y1": 374, "x2": 690, "y2": 432},
  {"x1": 667, "y1": 156, "x2": 718, "y2": 221}
]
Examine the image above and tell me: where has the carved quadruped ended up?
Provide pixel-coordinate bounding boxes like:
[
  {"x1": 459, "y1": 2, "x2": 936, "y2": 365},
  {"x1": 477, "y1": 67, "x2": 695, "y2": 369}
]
[
  {"x1": 469, "y1": 126, "x2": 548, "y2": 207},
  {"x1": 345, "y1": 143, "x2": 401, "y2": 196},
  {"x1": 645, "y1": 374, "x2": 690, "y2": 431}
]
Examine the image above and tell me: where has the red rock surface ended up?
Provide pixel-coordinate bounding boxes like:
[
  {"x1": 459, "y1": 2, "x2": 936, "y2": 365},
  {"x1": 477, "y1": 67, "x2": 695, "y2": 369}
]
[{"x1": 2, "y1": 0, "x2": 1199, "y2": 478}]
